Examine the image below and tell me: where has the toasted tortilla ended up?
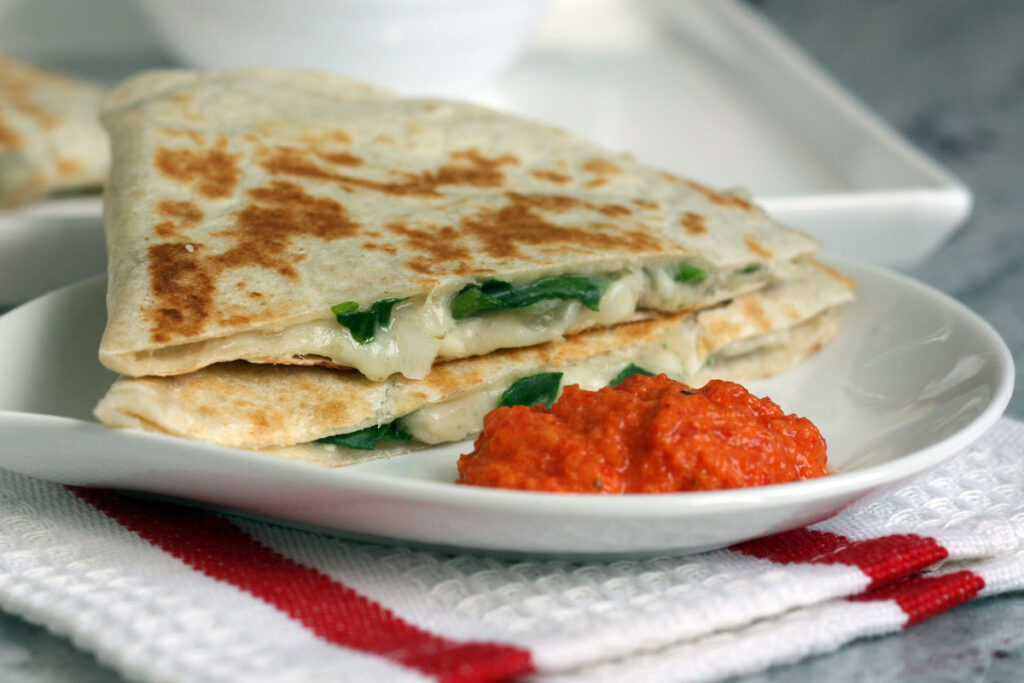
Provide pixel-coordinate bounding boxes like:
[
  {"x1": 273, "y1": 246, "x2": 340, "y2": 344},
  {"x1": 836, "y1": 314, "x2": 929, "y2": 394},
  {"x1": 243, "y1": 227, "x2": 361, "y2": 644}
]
[
  {"x1": 0, "y1": 53, "x2": 107, "y2": 207},
  {"x1": 95, "y1": 260, "x2": 853, "y2": 462},
  {"x1": 98, "y1": 68, "x2": 819, "y2": 381}
]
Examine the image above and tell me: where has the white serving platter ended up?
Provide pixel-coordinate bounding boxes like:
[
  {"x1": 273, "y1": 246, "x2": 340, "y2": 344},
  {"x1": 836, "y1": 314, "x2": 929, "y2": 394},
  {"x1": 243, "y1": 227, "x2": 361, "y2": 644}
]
[
  {"x1": 472, "y1": 0, "x2": 972, "y2": 267},
  {"x1": 0, "y1": 0, "x2": 969, "y2": 307},
  {"x1": 0, "y1": 259, "x2": 1012, "y2": 558},
  {"x1": 0, "y1": 195, "x2": 104, "y2": 305}
]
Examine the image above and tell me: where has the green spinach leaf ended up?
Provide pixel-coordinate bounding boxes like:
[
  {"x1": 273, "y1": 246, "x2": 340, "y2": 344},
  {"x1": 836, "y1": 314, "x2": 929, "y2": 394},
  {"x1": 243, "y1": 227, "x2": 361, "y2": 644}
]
[
  {"x1": 498, "y1": 372, "x2": 564, "y2": 408},
  {"x1": 674, "y1": 263, "x2": 707, "y2": 284},
  {"x1": 609, "y1": 363, "x2": 655, "y2": 386},
  {"x1": 318, "y1": 421, "x2": 412, "y2": 451},
  {"x1": 451, "y1": 275, "x2": 605, "y2": 319},
  {"x1": 332, "y1": 298, "x2": 404, "y2": 344}
]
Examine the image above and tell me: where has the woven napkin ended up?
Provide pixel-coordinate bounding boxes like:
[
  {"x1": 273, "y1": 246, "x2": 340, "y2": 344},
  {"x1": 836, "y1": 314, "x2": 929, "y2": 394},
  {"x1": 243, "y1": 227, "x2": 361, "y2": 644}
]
[{"x1": 2, "y1": 419, "x2": 1024, "y2": 683}]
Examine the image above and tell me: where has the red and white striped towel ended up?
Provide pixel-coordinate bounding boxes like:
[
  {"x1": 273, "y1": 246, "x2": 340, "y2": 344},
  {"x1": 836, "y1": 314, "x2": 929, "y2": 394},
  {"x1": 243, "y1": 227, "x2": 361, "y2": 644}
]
[{"x1": 2, "y1": 418, "x2": 1024, "y2": 683}]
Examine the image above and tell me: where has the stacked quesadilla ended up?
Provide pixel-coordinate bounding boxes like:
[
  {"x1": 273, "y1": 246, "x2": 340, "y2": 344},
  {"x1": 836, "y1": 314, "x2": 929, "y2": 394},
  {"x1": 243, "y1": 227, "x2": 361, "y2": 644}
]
[
  {"x1": 93, "y1": 68, "x2": 854, "y2": 464},
  {"x1": 0, "y1": 53, "x2": 107, "y2": 207}
]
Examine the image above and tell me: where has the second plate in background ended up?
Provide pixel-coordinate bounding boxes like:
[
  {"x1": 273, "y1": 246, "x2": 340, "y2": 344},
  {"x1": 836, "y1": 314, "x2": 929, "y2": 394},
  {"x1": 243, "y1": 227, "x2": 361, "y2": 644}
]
[{"x1": 0, "y1": 0, "x2": 970, "y2": 306}]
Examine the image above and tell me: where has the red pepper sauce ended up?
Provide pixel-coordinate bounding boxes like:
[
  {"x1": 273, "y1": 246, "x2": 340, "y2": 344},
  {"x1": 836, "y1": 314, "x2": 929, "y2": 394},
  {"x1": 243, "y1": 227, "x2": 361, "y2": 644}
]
[{"x1": 457, "y1": 375, "x2": 828, "y2": 493}]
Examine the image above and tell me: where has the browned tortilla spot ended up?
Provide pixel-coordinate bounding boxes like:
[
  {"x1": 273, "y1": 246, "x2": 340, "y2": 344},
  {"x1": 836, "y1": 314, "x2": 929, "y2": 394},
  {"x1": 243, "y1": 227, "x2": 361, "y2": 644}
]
[
  {"x1": 406, "y1": 257, "x2": 472, "y2": 275},
  {"x1": 165, "y1": 93, "x2": 206, "y2": 121},
  {"x1": 317, "y1": 151, "x2": 363, "y2": 166},
  {"x1": 147, "y1": 242, "x2": 213, "y2": 343},
  {"x1": 0, "y1": 71, "x2": 28, "y2": 95},
  {"x1": 737, "y1": 296, "x2": 771, "y2": 331},
  {"x1": 146, "y1": 182, "x2": 358, "y2": 343},
  {"x1": 407, "y1": 148, "x2": 519, "y2": 192},
  {"x1": 530, "y1": 169, "x2": 572, "y2": 184},
  {"x1": 583, "y1": 158, "x2": 622, "y2": 176},
  {"x1": 153, "y1": 201, "x2": 204, "y2": 238},
  {"x1": 288, "y1": 128, "x2": 354, "y2": 147},
  {"x1": 158, "y1": 200, "x2": 204, "y2": 225},
  {"x1": 0, "y1": 116, "x2": 21, "y2": 148},
  {"x1": 684, "y1": 179, "x2": 753, "y2": 211},
  {"x1": 0, "y1": 70, "x2": 58, "y2": 126},
  {"x1": 506, "y1": 192, "x2": 633, "y2": 218},
  {"x1": 154, "y1": 221, "x2": 177, "y2": 238},
  {"x1": 261, "y1": 146, "x2": 338, "y2": 182},
  {"x1": 219, "y1": 311, "x2": 274, "y2": 327},
  {"x1": 261, "y1": 146, "x2": 517, "y2": 197},
  {"x1": 313, "y1": 129, "x2": 352, "y2": 145},
  {"x1": 633, "y1": 198, "x2": 660, "y2": 210},
  {"x1": 598, "y1": 204, "x2": 632, "y2": 217},
  {"x1": 462, "y1": 193, "x2": 659, "y2": 259},
  {"x1": 56, "y1": 157, "x2": 81, "y2": 177},
  {"x1": 14, "y1": 99, "x2": 59, "y2": 129},
  {"x1": 681, "y1": 212, "x2": 707, "y2": 235},
  {"x1": 386, "y1": 222, "x2": 473, "y2": 274},
  {"x1": 505, "y1": 192, "x2": 580, "y2": 212},
  {"x1": 744, "y1": 236, "x2": 773, "y2": 259},
  {"x1": 408, "y1": 361, "x2": 488, "y2": 394},
  {"x1": 700, "y1": 319, "x2": 741, "y2": 355},
  {"x1": 220, "y1": 181, "x2": 359, "y2": 278},
  {"x1": 155, "y1": 137, "x2": 240, "y2": 199},
  {"x1": 362, "y1": 242, "x2": 398, "y2": 255}
]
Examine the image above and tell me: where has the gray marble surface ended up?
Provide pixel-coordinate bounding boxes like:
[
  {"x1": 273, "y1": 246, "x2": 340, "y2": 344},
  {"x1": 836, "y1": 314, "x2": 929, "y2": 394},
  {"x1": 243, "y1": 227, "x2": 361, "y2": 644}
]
[
  {"x1": 1, "y1": 0, "x2": 1023, "y2": 681},
  {"x1": 755, "y1": 0, "x2": 1024, "y2": 425},
  {"x1": 744, "y1": 1, "x2": 1024, "y2": 679}
]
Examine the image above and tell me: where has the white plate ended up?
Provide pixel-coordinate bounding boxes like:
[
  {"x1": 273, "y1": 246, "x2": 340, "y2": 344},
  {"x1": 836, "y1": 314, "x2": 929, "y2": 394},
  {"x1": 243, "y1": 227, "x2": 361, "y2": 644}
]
[
  {"x1": 0, "y1": 259, "x2": 1013, "y2": 558},
  {"x1": 0, "y1": 0, "x2": 968, "y2": 305},
  {"x1": 0, "y1": 195, "x2": 104, "y2": 306}
]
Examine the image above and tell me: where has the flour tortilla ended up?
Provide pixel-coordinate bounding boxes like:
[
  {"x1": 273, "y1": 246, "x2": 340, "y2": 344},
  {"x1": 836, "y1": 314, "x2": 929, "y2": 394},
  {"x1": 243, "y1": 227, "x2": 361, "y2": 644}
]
[
  {"x1": 95, "y1": 260, "x2": 853, "y2": 463},
  {"x1": 98, "y1": 67, "x2": 819, "y2": 381},
  {"x1": 0, "y1": 53, "x2": 107, "y2": 207}
]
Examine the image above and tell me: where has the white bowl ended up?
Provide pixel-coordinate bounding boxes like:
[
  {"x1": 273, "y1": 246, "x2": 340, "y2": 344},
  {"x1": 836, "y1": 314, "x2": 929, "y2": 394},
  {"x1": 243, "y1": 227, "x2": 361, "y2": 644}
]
[{"x1": 135, "y1": 0, "x2": 548, "y2": 96}]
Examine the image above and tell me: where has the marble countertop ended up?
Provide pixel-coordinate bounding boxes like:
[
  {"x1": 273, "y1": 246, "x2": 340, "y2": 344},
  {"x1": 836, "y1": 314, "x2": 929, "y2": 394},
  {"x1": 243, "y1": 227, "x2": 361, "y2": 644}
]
[
  {"x1": 747, "y1": 1, "x2": 1024, "y2": 679},
  {"x1": 757, "y1": 0, "x2": 1024, "y2": 426},
  {"x1": 1, "y1": 0, "x2": 1022, "y2": 680}
]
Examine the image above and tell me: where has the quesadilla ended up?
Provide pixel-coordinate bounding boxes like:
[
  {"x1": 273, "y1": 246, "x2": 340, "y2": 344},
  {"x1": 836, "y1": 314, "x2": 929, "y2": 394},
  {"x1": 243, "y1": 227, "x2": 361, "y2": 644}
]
[
  {"x1": 98, "y1": 68, "x2": 819, "y2": 382},
  {"x1": 94, "y1": 260, "x2": 854, "y2": 465},
  {"x1": 0, "y1": 53, "x2": 107, "y2": 207}
]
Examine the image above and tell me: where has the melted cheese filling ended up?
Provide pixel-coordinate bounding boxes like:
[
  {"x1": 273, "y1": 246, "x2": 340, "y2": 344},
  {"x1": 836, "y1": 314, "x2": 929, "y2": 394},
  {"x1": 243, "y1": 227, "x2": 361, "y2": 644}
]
[
  {"x1": 129, "y1": 260, "x2": 802, "y2": 381},
  {"x1": 400, "y1": 353, "x2": 646, "y2": 444},
  {"x1": 398, "y1": 309, "x2": 833, "y2": 445}
]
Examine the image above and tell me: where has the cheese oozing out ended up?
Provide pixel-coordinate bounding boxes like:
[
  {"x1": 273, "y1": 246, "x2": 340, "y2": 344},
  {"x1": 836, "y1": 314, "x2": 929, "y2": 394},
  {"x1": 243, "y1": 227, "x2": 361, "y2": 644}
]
[
  {"x1": 360, "y1": 308, "x2": 836, "y2": 447},
  {"x1": 128, "y1": 259, "x2": 795, "y2": 381}
]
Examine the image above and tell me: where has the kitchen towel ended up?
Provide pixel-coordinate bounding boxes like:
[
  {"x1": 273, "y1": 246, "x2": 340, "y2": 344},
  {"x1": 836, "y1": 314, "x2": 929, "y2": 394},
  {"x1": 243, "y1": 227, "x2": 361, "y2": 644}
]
[{"x1": 1, "y1": 418, "x2": 1023, "y2": 683}]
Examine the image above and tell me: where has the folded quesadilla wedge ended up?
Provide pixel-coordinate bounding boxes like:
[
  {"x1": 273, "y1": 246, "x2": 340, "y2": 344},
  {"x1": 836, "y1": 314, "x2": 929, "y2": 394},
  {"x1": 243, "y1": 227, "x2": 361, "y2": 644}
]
[
  {"x1": 94, "y1": 261, "x2": 854, "y2": 466},
  {"x1": 98, "y1": 68, "x2": 819, "y2": 381},
  {"x1": 0, "y1": 53, "x2": 107, "y2": 207}
]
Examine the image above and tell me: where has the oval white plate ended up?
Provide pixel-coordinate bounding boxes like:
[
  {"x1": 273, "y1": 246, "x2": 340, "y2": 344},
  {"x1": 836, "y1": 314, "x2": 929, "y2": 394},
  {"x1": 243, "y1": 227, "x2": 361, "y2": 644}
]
[
  {"x1": 0, "y1": 195, "x2": 105, "y2": 306},
  {"x1": 0, "y1": 259, "x2": 1013, "y2": 558}
]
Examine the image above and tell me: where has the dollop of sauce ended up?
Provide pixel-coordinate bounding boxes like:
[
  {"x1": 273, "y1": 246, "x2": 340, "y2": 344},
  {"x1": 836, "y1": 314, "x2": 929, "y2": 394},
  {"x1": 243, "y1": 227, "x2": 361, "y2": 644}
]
[{"x1": 457, "y1": 375, "x2": 828, "y2": 493}]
